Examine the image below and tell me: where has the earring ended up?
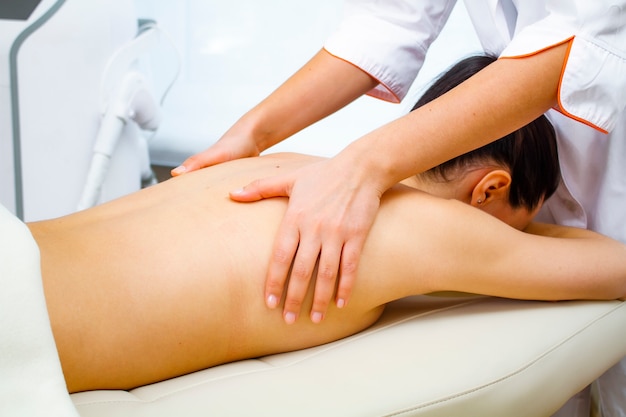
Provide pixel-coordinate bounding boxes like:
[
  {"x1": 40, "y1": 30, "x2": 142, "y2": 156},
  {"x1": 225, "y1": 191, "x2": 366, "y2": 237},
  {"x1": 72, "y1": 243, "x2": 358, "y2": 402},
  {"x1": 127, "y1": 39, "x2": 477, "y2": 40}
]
[{"x1": 477, "y1": 198, "x2": 483, "y2": 204}]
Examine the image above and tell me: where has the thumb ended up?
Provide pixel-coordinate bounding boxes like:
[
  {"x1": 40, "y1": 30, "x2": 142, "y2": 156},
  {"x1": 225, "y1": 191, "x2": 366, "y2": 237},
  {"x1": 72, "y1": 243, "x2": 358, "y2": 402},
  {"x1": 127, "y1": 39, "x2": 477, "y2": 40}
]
[{"x1": 230, "y1": 176, "x2": 293, "y2": 202}]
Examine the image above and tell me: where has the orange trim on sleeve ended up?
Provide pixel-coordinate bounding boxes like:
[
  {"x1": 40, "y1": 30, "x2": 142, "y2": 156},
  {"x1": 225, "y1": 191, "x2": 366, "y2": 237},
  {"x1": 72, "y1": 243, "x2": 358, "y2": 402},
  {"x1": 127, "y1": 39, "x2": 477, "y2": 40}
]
[
  {"x1": 499, "y1": 36, "x2": 608, "y2": 134},
  {"x1": 323, "y1": 47, "x2": 402, "y2": 104}
]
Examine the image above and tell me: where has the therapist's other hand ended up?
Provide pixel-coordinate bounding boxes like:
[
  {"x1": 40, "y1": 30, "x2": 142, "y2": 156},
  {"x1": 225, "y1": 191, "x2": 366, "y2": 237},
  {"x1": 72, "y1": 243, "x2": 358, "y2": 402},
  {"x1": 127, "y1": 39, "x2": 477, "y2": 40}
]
[
  {"x1": 171, "y1": 132, "x2": 260, "y2": 176},
  {"x1": 230, "y1": 158, "x2": 383, "y2": 324}
]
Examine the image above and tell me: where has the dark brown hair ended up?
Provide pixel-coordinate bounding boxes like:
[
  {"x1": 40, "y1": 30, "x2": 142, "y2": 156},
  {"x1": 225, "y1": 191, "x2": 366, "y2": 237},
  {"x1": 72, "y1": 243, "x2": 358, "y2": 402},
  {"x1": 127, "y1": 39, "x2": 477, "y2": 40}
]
[{"x1": 412, "y1": 54, "x2": 560, "y2": 210}]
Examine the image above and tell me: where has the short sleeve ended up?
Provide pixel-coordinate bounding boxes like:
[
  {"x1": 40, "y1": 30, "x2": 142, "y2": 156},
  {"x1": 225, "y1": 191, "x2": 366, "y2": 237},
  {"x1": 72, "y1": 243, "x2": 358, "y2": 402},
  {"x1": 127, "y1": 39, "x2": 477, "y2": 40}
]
[
  {"x1": 500, "y1": 1, "x2": 626, "y2": 133},
  {"x1": 324, "y1": 0, "x2": 457, "y2": 103}
]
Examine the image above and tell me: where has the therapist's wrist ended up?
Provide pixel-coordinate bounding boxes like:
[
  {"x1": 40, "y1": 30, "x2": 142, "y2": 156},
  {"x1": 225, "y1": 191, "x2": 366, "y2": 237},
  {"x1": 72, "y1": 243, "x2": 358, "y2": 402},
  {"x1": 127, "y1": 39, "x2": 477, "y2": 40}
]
[
  {"x1": 227, "y1": 107, "x2": 277, "y2": 154},
  {"x1": 242, "y1": 102, "x2": 307, "y2": 153},
  {"x1": 337, "y1": 141, "x2": 399, "y2": 195}
]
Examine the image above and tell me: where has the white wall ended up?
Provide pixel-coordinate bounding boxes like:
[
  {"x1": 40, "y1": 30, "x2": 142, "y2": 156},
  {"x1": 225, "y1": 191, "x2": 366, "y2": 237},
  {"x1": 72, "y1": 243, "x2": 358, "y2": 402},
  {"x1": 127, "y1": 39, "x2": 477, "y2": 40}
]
[{"x1": 134, "y1": 0, "x2": 482, "y2": 166}]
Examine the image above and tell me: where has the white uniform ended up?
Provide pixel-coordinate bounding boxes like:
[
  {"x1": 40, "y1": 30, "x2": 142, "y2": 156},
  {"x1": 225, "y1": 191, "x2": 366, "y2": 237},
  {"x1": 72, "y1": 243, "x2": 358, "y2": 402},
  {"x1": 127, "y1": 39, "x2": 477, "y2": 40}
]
[{"x1": 325, "y1": 1, "x2": 626, "y2": 415}]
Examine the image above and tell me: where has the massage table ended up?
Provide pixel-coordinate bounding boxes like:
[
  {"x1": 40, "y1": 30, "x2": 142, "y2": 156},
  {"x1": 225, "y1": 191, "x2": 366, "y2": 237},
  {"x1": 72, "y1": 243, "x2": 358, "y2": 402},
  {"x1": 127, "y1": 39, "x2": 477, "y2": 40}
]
[{"x1": 2, "y1": 203, "x2": 626, "y2": 417}]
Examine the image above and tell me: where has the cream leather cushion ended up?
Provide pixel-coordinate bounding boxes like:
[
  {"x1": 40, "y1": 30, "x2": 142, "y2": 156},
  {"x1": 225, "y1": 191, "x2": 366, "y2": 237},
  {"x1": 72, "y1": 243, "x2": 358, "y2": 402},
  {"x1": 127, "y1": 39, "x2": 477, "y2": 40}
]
[
  {"x1": 0, "y1": 204, "x2": 79, "y2": 417},
  {"x1": 73, "y1": 295, "x2": 626, "y2": 417}
]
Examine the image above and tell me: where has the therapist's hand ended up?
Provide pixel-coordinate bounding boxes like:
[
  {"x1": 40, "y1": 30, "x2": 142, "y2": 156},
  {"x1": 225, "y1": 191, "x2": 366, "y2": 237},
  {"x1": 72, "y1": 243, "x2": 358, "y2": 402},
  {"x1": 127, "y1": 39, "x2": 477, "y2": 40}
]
[
  {"x1": 171, "y1": 131, "x2": 260, "y2": 176},
  {"x1": 231, "y1": 157, "x2": 383, "y2": 324}
]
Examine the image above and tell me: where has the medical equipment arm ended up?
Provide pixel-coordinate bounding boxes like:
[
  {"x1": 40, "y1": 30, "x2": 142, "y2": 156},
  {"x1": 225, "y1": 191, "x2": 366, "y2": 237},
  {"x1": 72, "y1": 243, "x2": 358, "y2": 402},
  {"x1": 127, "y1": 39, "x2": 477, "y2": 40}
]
[{"x1": 77, "y1": 72, "x2": 160, "y2": 211}]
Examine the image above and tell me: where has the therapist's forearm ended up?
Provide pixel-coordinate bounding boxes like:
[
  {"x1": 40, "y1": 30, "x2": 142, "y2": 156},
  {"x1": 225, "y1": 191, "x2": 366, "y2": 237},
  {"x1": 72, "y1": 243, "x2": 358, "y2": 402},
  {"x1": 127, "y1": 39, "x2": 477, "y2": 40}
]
[
  {"x1": 239, "y1": 48, "x2": 379, "y2": 152},
  {"x1": 340, "y1": 42, "x2": 570, "y2": 192}
]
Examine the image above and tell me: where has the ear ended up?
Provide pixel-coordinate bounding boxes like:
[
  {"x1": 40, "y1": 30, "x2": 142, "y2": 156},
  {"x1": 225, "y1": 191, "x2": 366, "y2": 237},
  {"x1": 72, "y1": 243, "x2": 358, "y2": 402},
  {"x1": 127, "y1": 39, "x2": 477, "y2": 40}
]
[{"x1": 470, "y1": 169, "x2": 512, "y2": 208}]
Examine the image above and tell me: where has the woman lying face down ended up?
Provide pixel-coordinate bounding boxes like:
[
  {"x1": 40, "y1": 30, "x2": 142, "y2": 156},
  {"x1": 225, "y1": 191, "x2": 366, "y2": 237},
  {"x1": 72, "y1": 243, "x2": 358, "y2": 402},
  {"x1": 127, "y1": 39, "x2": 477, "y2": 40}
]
[
  {"x1": 406, "y1": 55, "x2": 560, "y2": 231},
  {"x1": 27, "y1": 56, "x2": 626, "y2": 393}
]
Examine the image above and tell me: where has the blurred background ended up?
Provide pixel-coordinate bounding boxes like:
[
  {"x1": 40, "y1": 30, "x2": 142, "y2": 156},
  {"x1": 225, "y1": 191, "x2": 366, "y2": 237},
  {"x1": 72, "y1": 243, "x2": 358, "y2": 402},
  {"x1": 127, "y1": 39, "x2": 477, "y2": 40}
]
[{"x1": 1, "y1": 0, "x2": 480, "y2": 220}]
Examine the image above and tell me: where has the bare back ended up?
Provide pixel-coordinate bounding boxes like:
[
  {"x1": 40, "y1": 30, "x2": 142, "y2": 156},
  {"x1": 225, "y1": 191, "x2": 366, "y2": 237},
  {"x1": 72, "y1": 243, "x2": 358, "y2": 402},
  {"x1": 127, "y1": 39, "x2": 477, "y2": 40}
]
[
  {"x1": 29, "y1": 153, "x2": 398, "y2": 393},
  {"x1": 28, "y1": 152, "x2": 626, "y2": 393}
]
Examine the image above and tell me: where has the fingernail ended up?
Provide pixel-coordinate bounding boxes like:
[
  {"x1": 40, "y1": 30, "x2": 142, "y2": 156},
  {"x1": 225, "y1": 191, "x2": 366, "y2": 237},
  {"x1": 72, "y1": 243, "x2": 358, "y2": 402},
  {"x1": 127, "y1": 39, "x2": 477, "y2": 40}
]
[
  {"x1": 284, "y1": 312, "x2": 296, "y2": 324},
  {"x1": 171, "y1": 166, "x2": 186, "y2": 175},
  {"x1": 266, "y1": 294, "x2": 278, "y2": 309},
  {"x1": 337, "y1": 298, "x2": 346, "y2": 309},
  {"x1": 230, "y1": 188, "x2": 244, "y2": 196},
  {"x1": 311, "y1": 312, "x2": 323, "y2": 323}
]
